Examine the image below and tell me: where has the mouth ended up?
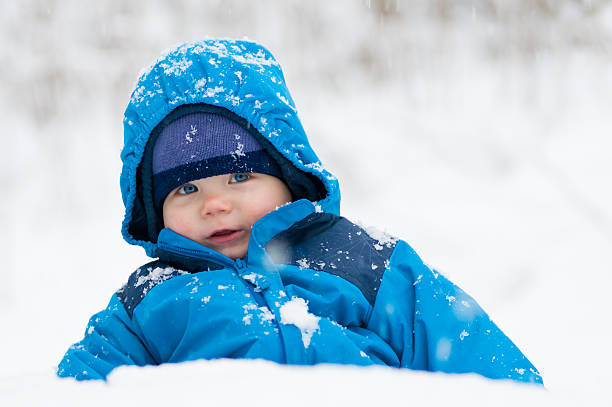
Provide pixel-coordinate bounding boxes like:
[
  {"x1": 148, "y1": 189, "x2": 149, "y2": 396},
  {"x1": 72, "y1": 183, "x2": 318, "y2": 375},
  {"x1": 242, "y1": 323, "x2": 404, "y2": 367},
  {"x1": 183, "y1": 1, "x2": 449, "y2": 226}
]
[{"x1": 206, "y1": 229, "x2": 244, "y2": 244}]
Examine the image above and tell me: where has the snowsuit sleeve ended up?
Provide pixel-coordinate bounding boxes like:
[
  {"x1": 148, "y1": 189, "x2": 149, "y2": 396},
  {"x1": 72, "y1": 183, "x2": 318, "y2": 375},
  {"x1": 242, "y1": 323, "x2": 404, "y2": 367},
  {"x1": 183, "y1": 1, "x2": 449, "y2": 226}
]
[
  {"x1": 367, "y1": 240, "x2": 543, "y2": 385},
  {"x1": 57, "y1": 293, "x2": 156, "y2": 380}
]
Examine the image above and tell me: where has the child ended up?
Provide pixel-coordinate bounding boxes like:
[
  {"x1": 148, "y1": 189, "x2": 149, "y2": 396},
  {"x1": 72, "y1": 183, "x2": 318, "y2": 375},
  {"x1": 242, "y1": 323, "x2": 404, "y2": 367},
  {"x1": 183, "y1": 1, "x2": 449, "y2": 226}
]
[{"x1": 57, "y1": 39, "x2": 543, "y2": 384}]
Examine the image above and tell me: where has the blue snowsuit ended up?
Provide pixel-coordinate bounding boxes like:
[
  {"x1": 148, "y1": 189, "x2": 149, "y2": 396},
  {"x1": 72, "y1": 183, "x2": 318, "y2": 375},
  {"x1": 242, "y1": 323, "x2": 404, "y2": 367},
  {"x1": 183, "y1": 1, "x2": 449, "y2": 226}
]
[{"x1": 57, "y1": 39, "x2": 542, "y2": 385}]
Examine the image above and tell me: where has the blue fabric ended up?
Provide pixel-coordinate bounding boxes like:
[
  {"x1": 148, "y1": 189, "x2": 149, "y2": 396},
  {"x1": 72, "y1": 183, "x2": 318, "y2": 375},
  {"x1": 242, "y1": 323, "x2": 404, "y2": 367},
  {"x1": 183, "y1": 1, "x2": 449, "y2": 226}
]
[
  {"x1": 265, "y1": 212, "x2": 393, "y2": 305},
  {"x1": 58, "y1": 201, "x2": 542, "y2": 383},
  {"x1": 58, "y1": 39, "x2": 543, "y2": 385}
]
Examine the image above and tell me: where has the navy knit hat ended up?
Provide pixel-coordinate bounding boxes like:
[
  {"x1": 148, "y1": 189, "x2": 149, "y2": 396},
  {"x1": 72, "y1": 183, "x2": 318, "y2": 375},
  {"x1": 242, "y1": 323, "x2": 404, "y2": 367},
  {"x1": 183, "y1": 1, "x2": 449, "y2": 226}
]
[{"x1": 152, "y1": 111, "x2": 283, "y2": 211}]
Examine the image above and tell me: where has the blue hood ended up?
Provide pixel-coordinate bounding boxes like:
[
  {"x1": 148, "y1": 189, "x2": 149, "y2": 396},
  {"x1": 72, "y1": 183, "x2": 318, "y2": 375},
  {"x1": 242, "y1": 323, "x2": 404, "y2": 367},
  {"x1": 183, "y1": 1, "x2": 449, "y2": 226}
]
[{"x1": 120, "y1": 39, "x2": 340, "y2": 257}]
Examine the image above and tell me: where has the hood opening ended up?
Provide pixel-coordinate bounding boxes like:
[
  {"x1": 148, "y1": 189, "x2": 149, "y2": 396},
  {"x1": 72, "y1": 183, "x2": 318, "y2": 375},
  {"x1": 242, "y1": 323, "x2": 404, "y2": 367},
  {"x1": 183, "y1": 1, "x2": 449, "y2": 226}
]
[{"x1": 128, "y1": 103, "x2": 327, "y2": 244}]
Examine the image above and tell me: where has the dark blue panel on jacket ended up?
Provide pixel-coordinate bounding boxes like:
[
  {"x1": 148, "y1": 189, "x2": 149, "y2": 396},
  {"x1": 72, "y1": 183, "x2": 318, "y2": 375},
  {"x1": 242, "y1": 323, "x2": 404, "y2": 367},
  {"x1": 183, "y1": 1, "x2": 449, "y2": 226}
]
[
  {"x1": 266, "y1": 213, "x2": 396, "y2": 305},
  {"x1": 116, "y1": 252, "x2": 227, "y2": 318},
  {"x1": 116, "y1": 261, "x2": 190, "y2": 318}
]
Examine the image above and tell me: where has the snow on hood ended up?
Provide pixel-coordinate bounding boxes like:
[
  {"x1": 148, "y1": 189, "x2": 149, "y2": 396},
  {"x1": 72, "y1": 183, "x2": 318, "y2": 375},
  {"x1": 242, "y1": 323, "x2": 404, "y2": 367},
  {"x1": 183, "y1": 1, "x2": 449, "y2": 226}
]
[{"x1": 120, "y1": 39, "x2": 339, "y2": 256}]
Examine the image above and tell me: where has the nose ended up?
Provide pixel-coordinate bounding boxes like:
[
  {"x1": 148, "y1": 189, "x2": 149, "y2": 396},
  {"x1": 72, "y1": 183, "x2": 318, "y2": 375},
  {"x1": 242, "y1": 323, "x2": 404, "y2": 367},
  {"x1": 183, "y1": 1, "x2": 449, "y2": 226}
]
[{"x1": 200, "y1": 193, "x2": 232, "y2": 217}]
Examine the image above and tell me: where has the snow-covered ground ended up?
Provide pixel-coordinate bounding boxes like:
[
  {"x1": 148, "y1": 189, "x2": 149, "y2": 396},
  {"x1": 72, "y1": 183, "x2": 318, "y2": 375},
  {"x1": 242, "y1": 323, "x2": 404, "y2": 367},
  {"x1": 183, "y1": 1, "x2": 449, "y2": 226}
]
[{"x1": 2, "y1": 1, "x2": 611, "y2": 405}]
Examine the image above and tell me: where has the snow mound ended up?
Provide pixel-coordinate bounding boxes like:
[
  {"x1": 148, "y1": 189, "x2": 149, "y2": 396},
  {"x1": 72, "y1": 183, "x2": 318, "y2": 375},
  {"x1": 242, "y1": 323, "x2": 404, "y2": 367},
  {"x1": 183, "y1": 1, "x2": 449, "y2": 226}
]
[{"x1": 0, "y1": 360, "x2": 575, "y2": 407}]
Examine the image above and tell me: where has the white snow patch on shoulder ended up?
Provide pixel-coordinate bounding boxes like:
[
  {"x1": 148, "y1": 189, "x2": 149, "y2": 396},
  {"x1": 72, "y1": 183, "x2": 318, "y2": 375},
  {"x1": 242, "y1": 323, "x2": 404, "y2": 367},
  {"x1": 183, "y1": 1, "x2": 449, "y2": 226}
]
[
  {"x1": 279, "y1": 297, "x2": 320, "y2": 348},
  {"x1": 364, "y1": 225, "x2": 398, "y2": 246},
  {"x1": 134, "y1": 266, "x2": 185, "y2": 287},
  {"x1": 353, "y1": 221, "x2": 398, "y2": 249}
]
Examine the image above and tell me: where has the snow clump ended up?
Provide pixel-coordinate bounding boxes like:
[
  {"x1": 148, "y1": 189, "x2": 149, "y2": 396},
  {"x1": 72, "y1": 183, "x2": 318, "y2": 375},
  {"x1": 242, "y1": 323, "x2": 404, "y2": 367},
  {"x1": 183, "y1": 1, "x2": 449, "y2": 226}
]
[{"x1": 279, "y1": 297, "x2": 320, "y2": 348}]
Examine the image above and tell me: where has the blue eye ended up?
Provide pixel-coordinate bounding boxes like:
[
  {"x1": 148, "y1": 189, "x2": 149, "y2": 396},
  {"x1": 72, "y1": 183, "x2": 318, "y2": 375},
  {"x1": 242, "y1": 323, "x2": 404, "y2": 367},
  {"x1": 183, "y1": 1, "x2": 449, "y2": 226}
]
[
  {"x1": 177, "y1": 184, "x2": 198, "y2": 195},
  {"x1": 230, "y1": 173, "x2": 250, "y2": 183}
]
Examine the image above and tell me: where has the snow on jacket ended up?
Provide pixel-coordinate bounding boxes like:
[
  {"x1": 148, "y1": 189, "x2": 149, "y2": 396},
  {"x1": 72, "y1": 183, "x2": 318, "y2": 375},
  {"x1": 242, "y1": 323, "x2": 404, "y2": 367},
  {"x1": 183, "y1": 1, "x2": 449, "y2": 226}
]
[{"x1": 57, "y1": 39, "x2": 543, "y2": 385}]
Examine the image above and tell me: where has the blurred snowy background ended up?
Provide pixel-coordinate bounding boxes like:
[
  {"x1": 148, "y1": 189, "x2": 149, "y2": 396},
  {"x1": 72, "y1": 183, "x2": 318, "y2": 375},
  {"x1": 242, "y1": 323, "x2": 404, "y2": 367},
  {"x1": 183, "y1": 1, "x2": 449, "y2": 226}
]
[{"x1": 2, "y1": 0, "x2": 611, "y2": 405}]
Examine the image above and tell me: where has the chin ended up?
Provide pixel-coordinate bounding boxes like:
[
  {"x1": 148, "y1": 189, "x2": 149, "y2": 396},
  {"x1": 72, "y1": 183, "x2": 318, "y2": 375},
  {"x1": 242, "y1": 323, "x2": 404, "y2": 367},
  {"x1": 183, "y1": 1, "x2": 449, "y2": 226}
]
[{"x1": 221, "y1": 248, "x2": 247, "y2": 260}]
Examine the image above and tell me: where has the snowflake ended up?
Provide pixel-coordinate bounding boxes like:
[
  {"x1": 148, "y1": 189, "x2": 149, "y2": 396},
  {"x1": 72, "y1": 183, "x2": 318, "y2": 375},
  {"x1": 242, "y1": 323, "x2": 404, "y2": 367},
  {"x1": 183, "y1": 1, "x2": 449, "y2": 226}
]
[
  {"x1": 185, "y1": 125, "x2": 197, "y2": 143},
  {"x1": 296, "y1": 258, "x2": 310, "y2": 269}
]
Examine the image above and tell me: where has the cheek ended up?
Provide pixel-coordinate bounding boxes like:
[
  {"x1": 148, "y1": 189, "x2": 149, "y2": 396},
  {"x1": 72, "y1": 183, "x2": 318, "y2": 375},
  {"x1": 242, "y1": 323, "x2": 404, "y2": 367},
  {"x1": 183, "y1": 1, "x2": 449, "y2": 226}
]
[
  {"x1": 242, "y1": 205, "x2": 266, "y2": 226},
  {"x1": 271, "y1": 183, "x2": 293, "y2": 208},
  {"x1": 163, "y1": 211, "x2": 194, "y2": 237},
  {"x1": 246, "y1": 189, "x2": 292, "y2": 224}
]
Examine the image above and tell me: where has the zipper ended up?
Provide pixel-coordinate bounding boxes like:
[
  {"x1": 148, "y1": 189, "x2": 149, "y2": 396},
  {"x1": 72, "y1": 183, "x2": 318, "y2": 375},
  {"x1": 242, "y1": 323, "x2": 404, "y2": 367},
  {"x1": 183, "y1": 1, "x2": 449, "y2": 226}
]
[
  {"x1": 234, "y1": 257, "x2": 247, "y2": 272},
  {"x1": 235, "y1": 256, "x2": 270, "y2": 290},
  {"x1": 157, "y1": 233, "x2": 269, "y2": 289},
  {"x1": 158, "y1": 239, "x2": 252, "y2": 276},
  {"x1": 157, "y1": 240, "x2": 235, "y2": 268}
]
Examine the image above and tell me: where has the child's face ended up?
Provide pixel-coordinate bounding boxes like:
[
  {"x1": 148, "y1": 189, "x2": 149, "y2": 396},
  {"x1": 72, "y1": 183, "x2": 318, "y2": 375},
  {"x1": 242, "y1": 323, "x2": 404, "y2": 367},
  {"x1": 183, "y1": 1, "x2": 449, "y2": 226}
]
[{"x1": 162, "y1": 173, "x2": 292, "y2": 259}]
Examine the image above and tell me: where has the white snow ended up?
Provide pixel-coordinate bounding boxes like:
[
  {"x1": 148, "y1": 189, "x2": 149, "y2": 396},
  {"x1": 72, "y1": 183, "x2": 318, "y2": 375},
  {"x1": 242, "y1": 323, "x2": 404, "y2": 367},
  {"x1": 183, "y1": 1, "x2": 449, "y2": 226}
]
[
  {"x1": 134, "y1": 266, "x2": 184, "y2": 288},
  {"x1": 258, "y1": 306, "x2": 275, "y2": 323},
  {"x1": 233, "y1": 51, "x2": 279, "y2": 68},
  {"x1": 231, "y1": 142, "x2": 245, "y2": 159},
  {"x1": 358, "y1": 224, "x2": 399, "y2": 248},
  {"x1": 184, "y1": 125, "x2": 197, "y2": 143},
  {"x1": 242, "y1": 272, "x2": 258, "y2": 283},
  {"x1": 3, "y1": 2, "x2": 612, "y2": 406},
  {"x1": 279, "y1": 297, "x2": 320, "y2": 348},
  {"x1": 0, "y1": 359, "x2": 557, "y2": 407},
  {"x1": 204, "y1": 86, "x2": 225, "y2": 97},
  {"x1": 194, "y1": 78, "x2": 207, "y2": 90},
  {"x1": 160, "y1": 58, "x2": 193, "y2": 76}
]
